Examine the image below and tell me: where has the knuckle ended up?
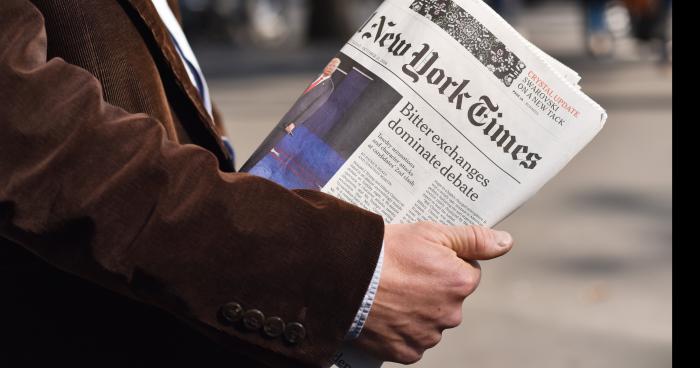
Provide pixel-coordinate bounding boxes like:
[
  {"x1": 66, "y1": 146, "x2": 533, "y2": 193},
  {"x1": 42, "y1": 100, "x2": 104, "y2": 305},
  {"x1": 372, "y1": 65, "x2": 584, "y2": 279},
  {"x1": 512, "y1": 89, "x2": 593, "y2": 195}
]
[
  {"x1": 455, "y1": 268, "x2": 481, "y2": 297},
  {"x1": 466, "y1": 225, "x2": 488, "y2": 255},
  {"x1": 472, "y1": 265, "x2": 482, "y2": 286},
  {"x1": 443, "y1": 310, "x2": 463, "y2": 328},
  {"x1": 455, "y1": 268, "x2": 475, "y2": 288},
  {"x1": 425, "y1": 332, "x2": 442, "y2": 348},
  {"x1": 393, "y1": 348, "x2": 423, "y2": 365}
]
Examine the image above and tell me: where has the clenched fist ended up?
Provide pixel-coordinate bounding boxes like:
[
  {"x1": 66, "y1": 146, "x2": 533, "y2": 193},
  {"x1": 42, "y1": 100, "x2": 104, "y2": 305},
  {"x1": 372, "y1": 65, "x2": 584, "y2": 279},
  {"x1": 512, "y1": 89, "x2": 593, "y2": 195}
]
[{"x1": 353, "y1": 222, "x2": 514, "y2": 364}]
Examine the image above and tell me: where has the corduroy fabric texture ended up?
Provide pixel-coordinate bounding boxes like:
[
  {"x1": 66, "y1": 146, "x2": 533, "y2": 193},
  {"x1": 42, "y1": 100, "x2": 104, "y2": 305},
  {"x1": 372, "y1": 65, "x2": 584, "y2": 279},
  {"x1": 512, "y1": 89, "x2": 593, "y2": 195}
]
[{"x1": 0, "y1": 1, "x2": 384, "y2": 367}]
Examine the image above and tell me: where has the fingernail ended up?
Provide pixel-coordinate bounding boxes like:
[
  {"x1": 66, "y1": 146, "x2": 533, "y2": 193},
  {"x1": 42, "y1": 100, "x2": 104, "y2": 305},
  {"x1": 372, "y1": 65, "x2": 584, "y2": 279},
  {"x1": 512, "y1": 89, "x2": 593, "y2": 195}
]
[{"x1": 495, "y1": 231, "x2": 513, "y2": 248}]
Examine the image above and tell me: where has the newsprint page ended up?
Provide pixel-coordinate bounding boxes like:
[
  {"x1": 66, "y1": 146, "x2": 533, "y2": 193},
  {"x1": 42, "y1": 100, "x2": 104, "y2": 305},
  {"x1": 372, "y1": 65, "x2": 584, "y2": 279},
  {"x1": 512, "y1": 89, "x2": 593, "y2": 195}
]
[{"x1": 240, "y1": 0, "x2": 607, "y2": 366}]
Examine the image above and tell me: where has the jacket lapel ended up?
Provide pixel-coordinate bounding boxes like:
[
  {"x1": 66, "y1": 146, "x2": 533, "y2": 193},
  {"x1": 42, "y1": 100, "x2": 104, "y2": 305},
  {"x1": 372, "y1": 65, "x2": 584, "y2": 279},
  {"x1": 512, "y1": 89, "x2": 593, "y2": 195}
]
[{"x1": 122, "y1": 0, "x2": 234, "y2": 167}]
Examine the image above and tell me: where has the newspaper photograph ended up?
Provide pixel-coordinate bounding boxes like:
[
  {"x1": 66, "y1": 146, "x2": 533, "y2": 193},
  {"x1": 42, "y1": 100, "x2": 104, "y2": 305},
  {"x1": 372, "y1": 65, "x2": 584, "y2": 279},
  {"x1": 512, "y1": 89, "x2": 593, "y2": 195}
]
[{"x1": 240, "y1": 0, "x2": 608, "y2": 366}]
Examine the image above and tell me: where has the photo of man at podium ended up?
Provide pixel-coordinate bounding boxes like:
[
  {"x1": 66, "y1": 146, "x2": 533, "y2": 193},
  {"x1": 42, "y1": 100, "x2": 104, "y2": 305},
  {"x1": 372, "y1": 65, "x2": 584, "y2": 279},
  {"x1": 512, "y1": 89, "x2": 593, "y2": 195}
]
[
  {"x1": 284, "y1": 57, "x2": 342, "y2": 136},
  {"x1": 243, "y1": 54, "x2": 401, "y2": 191}
]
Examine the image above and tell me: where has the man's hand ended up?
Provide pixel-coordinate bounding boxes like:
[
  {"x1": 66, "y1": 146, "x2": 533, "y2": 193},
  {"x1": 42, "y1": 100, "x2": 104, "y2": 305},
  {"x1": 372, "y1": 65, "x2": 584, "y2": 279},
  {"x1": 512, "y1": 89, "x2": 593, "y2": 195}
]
[
  {"x1": 285, "y1": 123, "x2": 296, "y2": 135},
  {"x1": 353, "y1": 222, "x2": 514, "y2": 364}
]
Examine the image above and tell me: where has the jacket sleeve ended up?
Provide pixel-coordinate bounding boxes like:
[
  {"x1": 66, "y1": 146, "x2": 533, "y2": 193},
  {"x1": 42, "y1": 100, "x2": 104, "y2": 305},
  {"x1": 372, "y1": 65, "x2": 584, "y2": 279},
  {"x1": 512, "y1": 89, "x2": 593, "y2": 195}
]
[{"x1": 0, "y1": 1, "x2": 384, "y2": 367}]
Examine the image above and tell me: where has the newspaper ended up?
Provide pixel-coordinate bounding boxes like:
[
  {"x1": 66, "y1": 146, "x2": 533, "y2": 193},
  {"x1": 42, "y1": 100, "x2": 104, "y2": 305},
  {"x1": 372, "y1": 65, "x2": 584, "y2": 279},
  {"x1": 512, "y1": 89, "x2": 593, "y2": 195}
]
[{"x1": 240, "y1": 0, "x2": 607, "y2": 366}]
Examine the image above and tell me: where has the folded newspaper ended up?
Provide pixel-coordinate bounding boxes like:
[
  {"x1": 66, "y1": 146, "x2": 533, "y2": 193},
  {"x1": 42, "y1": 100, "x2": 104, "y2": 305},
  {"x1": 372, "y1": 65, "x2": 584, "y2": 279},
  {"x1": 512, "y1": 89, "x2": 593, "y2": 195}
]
[{"x1": 240, "y1": 0, "x2": 607, "y2": 366}]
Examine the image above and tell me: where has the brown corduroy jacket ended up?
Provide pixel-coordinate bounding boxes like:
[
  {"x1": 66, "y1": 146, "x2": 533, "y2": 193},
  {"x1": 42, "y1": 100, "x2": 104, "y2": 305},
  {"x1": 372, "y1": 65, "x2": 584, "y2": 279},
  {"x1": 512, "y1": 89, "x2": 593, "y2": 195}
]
[{"x1": 0, "y1": 1, "x2": 384, "y2": 367}]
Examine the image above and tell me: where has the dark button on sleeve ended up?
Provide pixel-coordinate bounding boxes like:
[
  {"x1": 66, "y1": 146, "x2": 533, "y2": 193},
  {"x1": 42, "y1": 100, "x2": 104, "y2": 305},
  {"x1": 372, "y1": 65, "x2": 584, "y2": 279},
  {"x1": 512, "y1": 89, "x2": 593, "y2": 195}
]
[
  {"x1": 262, "y1": 316, "x2": 286, "y2": 338},
  {"x1": 242, "y1": 309, "x2": 265, "y2": 331},
  {"x1": 284, "y1": 322, "x2": 306, "y2": 345},
  {"x1": 219, "y1": 302, "x2": 244, "y2": 324}
]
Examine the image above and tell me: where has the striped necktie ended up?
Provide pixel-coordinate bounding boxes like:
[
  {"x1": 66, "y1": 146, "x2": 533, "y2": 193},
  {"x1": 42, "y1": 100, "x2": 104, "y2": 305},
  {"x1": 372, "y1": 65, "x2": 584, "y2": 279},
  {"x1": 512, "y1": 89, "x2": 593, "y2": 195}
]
[{"x1": 151, "y1": 0, "x2": 236, "y2": 167}]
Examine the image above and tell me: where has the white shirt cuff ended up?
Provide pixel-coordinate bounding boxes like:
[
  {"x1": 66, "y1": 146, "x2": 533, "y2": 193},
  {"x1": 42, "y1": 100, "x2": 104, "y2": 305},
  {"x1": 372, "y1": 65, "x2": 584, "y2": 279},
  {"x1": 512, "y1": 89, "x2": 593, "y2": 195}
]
[{"x1": 345, "y1": 242, "x2": 384, "y2": 340}]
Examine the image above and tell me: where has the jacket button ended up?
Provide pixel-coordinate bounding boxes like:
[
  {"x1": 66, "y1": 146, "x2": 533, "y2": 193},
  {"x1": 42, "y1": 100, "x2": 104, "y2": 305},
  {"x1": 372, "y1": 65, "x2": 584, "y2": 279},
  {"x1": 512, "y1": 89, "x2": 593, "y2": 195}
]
[
  {"x1": 284, "y1": 322, "x2": 306, "y2": 345},
  {"x1": 262, "y1": 317, "x2": 286, "y2": 338},
  {"x1": 242, "y1": 309, "x2": 265, "y2": 331},
  {"x1": 219, "y1": 302, "x2": 244, "y2": 324}
]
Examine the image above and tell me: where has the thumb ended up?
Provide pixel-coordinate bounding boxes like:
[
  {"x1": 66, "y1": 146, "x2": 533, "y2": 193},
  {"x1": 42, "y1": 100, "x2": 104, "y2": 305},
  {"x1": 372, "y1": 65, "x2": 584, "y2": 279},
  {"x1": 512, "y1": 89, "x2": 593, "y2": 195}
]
[{"x1": 437, "y1": 224, "x2": 514, "y2": 260}]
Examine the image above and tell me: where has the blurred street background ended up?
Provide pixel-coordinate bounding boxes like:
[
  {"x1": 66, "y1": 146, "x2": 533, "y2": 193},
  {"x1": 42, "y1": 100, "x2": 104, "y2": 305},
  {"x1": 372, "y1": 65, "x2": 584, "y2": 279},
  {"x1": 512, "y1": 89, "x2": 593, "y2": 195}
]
[{"x1": 184, "y1": 0, "x2": 672, "y2": 367}]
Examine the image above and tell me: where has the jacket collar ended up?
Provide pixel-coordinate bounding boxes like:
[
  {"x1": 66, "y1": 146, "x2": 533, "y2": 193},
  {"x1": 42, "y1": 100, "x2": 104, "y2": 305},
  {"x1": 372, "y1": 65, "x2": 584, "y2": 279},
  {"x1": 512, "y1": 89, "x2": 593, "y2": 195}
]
[{"x1": 123, "y1": 0, "x2": 233, "y2": 167}]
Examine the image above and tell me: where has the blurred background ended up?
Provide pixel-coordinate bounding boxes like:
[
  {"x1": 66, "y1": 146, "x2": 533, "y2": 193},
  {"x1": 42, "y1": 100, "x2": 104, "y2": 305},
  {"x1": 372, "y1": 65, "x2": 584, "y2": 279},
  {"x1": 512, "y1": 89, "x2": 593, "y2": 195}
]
[{"x1": 182, "y1": 0, "x2": 672, "y2": 367}]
